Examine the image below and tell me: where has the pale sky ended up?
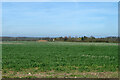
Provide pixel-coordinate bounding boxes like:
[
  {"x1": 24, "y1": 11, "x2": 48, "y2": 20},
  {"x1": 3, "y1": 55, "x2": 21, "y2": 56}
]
[{"x1": 2, "y1": 2, "x2": 118, "y2": 37}]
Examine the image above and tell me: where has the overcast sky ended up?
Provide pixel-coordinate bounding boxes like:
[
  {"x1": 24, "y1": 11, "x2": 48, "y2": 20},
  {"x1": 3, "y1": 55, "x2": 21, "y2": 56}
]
[{"x1": 2, "y1": 2, "x2": 118, "y2": 37}]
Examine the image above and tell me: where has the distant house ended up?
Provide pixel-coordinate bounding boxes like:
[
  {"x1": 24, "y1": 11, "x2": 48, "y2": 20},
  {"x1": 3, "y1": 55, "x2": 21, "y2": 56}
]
[{"x1": 53, "y1": 39, "x2": 55, "y2": 42}]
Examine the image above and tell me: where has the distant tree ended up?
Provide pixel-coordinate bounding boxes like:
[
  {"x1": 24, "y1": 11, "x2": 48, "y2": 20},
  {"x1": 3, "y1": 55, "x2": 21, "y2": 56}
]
[
  {"x1": 59, "y1": 37, "x2": 63, "y2": 39},
  {"x1": 84, "y1": 36, "x2": 88, "y2": 39},
  {"x1": 58, "y1": 36, "x2": 63, "y2": 41},
  {"x1": 64, "y1": 36, "x2": 68, "y2": 41},
  {"x1": 81, "y1": 37, "x2": 84, "y2": 41},
  {"x1": 68, "y1": 36, "x2": 71, "y2": 39},
  {"x1": 90, "y1": 36, "x2": 95, "y2": 39}
]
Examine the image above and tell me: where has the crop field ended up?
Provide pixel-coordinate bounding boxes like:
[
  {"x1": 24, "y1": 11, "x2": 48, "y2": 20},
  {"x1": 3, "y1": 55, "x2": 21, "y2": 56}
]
[{"x1": 2, "y1": 41, "x2": 118, "y2": 78}]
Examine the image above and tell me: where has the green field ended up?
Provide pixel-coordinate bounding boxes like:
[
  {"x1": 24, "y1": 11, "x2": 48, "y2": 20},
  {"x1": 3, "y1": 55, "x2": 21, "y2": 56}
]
[{"x1": 2, "y1": 41, "x2": 118, "y2": 78}]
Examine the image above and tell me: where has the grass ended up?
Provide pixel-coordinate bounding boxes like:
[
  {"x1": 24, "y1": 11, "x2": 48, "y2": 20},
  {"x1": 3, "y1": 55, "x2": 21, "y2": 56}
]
[{"x1": 2, "y1": 41, "x2": 118, "y2": 78}]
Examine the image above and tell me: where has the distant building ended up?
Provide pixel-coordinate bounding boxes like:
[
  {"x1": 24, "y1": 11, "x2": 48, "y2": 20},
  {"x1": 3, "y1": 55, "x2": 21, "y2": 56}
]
[{"x1": 53, "y1": 39, "x2": 55, "y2": 42}]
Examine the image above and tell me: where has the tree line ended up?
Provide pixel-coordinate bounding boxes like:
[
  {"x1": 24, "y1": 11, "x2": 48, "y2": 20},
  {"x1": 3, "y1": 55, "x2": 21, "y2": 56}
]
[
  {"x1": 55, "y1": 36, "x2": 118, "y2": 43},
  {"x1": 1, "y1": 36, "x2": 118, "y2": 43}
]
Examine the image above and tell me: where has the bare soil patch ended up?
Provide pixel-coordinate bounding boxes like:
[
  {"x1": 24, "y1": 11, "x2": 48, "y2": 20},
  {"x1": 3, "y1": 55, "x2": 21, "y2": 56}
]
[
  {"x1": 2, "y1": 71, "x2": 118, "y2": 78},
  {"x1": 37, "y1": 40, "x2": 48, "y2": 42}
]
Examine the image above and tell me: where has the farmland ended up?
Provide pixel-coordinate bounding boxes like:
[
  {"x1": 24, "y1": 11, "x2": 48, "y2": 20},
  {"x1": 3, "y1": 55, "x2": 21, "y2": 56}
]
[{"x1": 2, "y1": 41, "x2": 118, "y2": 78}]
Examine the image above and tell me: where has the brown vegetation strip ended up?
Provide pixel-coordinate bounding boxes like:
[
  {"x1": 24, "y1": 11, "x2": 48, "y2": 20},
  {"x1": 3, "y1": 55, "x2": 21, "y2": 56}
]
[
  {"x1": 1, "y1": 43, "x2": 23, "y2": 44},
  {"x1": 1, "y1": 78, "x2": 119, "y2": 80},
  {"x1": 2, "y1": 71, "x2": 118, "y2": 78}
]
